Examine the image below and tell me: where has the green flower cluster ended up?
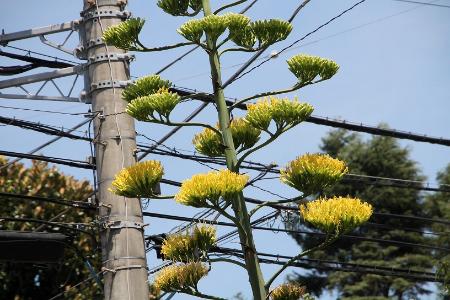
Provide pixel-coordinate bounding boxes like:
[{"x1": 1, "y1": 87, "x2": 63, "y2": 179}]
[
  {"x1": 287, "y1": 54, "x2": 339, "y2": 85},
  {"x1": 110, "y1": 160, "x2": 164, "y2": 198},
  {"x1": 245, "y1": 97, "x2": 314, "y2": 131},
  {"x1": 280, "y1": 153, "x2": 348, "y2": 194},
  {"x1": 178, "y1": 13, "x2": 292, "y2": 47},
  {"x1": 161, "y1": 225, "x2": 216, "y2": 262},
  {"x1": 192, "y1": 118, "x2": 261, "y2": 157},
  {"x1": 157, "y1": 0, "x2": 202, "y2": 16},
  {"x1": 102, "y1": 18, "x2": 145, "y2": 50},
  {"x1": 126, "y1": 88, "x2": 181, "y2": 121},
  {"x1": 122, "y1": 75, "x2": 172, "y2": 102}
]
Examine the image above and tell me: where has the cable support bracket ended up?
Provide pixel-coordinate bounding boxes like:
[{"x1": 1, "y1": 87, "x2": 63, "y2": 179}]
[
  {"x1": 101, "y1": 264, "x2": 147, "y2": 274},
  {"x1": 90, "y1": 79, "x2": 131, "y2": 93},
  {"x1": 88, "y1": 52, "x2": 134, "y2": 64},
  {"x1": 101, "y1": 220, "x2": 148, "y2": 230},
  {"x1": 81, "y1": 9, "x2": 131, "y2": 21}
]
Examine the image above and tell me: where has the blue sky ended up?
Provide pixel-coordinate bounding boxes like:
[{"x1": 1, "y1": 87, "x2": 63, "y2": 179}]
[{"x1": 1, "y1": 0, "x2": 449, "y2": 299}]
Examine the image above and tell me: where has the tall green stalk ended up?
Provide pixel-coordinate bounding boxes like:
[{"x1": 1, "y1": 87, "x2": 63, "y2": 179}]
[{"x1": 201, "y1": 1, "x2": 267, "y2": 299}]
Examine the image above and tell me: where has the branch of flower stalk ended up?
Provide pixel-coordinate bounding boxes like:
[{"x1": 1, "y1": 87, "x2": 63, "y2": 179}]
[
  {"x1": 264, "y1": 233, "x2": 340, "y2": 291},
  {"x1": 219, "y1": 47, "x2": 262, "y2": 56},
  {"x1": 147, "y1": 195, "x2": 175, "y2": 200},
  {"x1": 208, "y1": 257, "x2": 247, "y2": 269},
  {"x1": 229, "y1": 78, "x2": 327, "y2": 111},
  {"x1": 145, "y1": 117, "x2": 222, "y2": 136},
  {"x1": 248, "y1": 195, "x2": 307, "y2": 217},
  {"x1": 135, "y1": 40, "x2": 196, "y2": 52},
  {"x1": 236, "y1": 127, "x2": 287, "y2": 168},
  {"x1": 188, "y1": 288, "x2": 228, "y2": 300},
  {"x1": 205, "y1": 203, "x2": 243, "y2": 231},
  {"x1": 214, "y1": 0, "x2": 249, "y2": 14}
]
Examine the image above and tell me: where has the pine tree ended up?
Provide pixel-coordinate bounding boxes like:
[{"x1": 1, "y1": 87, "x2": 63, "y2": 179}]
[
  {"x1": 0, "y1": 157, "x2": 101, "y2": 300},
  {"x1": 425, "y1": 164, "x2": 450, "y2": 299},
  {"x1": 287, "y1": 129, "x2": 436, "y2": 299}
]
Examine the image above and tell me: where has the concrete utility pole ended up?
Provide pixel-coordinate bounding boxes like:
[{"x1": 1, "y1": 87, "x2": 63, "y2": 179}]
[{"x1": 81, "y1": 1, "x2": 149, "y2": 299}]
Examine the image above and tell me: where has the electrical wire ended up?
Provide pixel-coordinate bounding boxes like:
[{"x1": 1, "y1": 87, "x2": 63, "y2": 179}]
[
  {"x1": 0, "y1": 191, "x2": 96, "y2": 210},
  {"x1": 392, "y1": 0, "x2": 450, "y2": 8},
  {"x1": 0, "y1": 104, "x2": 92, "y2": 116},
  {"x1": 4, "y1": 45, "x2": 79, "y2": 65}
]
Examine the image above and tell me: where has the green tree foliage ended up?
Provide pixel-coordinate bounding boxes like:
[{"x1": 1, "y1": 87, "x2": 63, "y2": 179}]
[
  {"x1": 287, "y1": 129, "x2": 435, "y2": 299},
  {"x1": 0, "y1": 156, "x2": 101, "y2": 300},
  {"x1": 425, "y1": 164, "x2": 450, "y2": 299}
]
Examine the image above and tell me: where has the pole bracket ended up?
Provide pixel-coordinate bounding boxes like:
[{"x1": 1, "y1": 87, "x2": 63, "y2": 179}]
[
  {"x1": 81, "y1": 9, "x2": 131, "y2": 22},
  {"x1": 88, "y1": 52, "x2": 134, "y2": 64},
  {"x1": 102, "y1": 220, "x2": 147, "y2": 230},
  {"x1": 101, "y1": 264, "x2": 147, "y2": 274},
  {"x1": 90, "y1": 79, "x2": 131, "y2": 93}
]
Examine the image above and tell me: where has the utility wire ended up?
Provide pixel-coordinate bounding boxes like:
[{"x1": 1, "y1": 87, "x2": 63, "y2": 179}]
[
  {"x1": 0, "y1": 104, "x2": 91, "y2": 116},
  {"x1": 3, "y1": 45, "x2": 79, "y2": 65},
  {"x1": 0, "y1": 191, "x2": 96, "y2": 210},
  {"x1": 392, "y1": 0, "x2": 450, "y2": 8},
  {"x1": 144, "y1": 147, "x2": 450, "y2": 193},
  {"x1": 143, "y1": 211, "x2": 449, "y2": 252},
  {"x1": 0, "y1": 149, "x2": 95, "y2": 170}
]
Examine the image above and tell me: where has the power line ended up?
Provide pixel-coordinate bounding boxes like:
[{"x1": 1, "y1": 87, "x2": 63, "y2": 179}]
[
  {"x1": 0, "y1": 192, "x2": 95, "y2": 210},
  {"x1": 143, "y1": 211, "x2": 450, "y2": 252},
  {"x1": 3, "y1": 45, "x2": 79, "y2": 65},
  {"x1": 158, "y1": 177, "x2": 450, "y2": 225},
  {"x1": 0, "y1": 149, "x2": 95, "y2": 169},
  {"x1": 392, "y1": 0, "x2": 450, "y2": 8},
  {"x1": 230, "y1": 0, "x2": 368, "y2": 84},
  {"x1": 143, "y1": 147, "x2": 450, "y2": 193},
  {"x1": 171, "y1": 87, "x2": 450, "y2": 147},
  {"x1": 0, "y1": 104, "x2": 91, "y2": 116}
]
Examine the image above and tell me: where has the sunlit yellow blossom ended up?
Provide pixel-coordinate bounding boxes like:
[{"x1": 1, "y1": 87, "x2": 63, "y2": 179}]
[
  {"x1": 287, "y1": 54, "x2": 339, "y2": 84},
  {"x1": 110, "y1": 160, "x2": 163, "y2": 198},
  {"x1": 270, "y1": 283, "x2": 306, "y2": 300},
  {"x1": 153, "y1": 262, "x2": 208, "y2": 292},
  {"x1": 175, "y1": 169, "x2": 248, "y2": 207},
  {"x1": 102, "y1": 18, "x2": 144, "y2": 51},
  {"x1": 280, "y1": 153, "x2": 348, "y2": 194},
  {"x1": 126, "y1": 89, "x2": 180, "y2": 121},
  {"x1": 300, "y1": 196, "x2": 373, "y2": 233},
  {"x1": 161, "y1": 225, "x2": 216, "y2": 262},
  {"x1": 245, "y1": 97, "x2": 313, "y2": 131}
]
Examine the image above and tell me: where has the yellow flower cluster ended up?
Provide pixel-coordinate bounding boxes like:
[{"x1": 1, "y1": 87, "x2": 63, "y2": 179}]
[
  {"x1": 300, "y1": 196, "x2": 373, "y2": 233},
  {"x1": 192, "y1": 118, "x2": 261, "y2": 157},
  {"x1": 280, "y1": 153, "x2": 348, "y2": 195},
  {"x1": 175, "y1": 169, "x2": 248, "y2": 207},
  {"x1": 153, "y1": 262, "x2": 208, "y2": 292},
  {"x1": 110, "y1": 160, "x2": 164, "y2": 198},
  {"x1": 161, "y1": 225, "x2": 216, "y2": 262},
  {"x1": 270, "y1": 283, "x2": 306, "y2": 300},
  {"x1": 245, "y1": 97, "x2": 313, "y2": 131},
  {"x1": 122, "y1": 75, "x2": 172, "y2": 102}
]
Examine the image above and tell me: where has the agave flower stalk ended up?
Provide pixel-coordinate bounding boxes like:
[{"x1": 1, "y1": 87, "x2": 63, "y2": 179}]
[{"x1": 201, "y1": 0, "x2": 267, "y2": 298}]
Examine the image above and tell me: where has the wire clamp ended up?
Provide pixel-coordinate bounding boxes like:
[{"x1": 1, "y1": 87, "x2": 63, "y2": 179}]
[
  {"x1": 88, "y1": 52, "x2": 134, "y2": 64},
  {"x1": 101, "y1": 265, "x2": 147, "y2": 273},
  {"x1": 81, "y1": 9, "x2": 131, "y2": 21},
  {"x1": 102, "y1": 220, "x2": 147, "y2": 230},
  {"x1": 90, "y1": 80, "x2": 131, "y2": 93}
]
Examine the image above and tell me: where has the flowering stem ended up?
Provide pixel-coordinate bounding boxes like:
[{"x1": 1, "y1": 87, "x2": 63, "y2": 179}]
[
  {"x1": 249, "y1": 195, "x2": 307, "y2": 217},
  {"x1": 202, "y1": 0, "x2": 267, "y2": 299},
  {"x1": 213, "y1": 0, "x2": 249, "y2": 14},
  {"x1": 209, "y1": 258, "x2": 247, "y2": 269},
  {"x1": 144, "y1": 118, "x2": 221, "y2": 135},
  {"x1": 137, "y1": 41, "x2": 196, "y2": 52},
  {"x1": 187, "y1": 289, "x2": 228, "y2": 300},
  {"x1": 264, "y1": 233, "x2": 340, "y2": 291}
]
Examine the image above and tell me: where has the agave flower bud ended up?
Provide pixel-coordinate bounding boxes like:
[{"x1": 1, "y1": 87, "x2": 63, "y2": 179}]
[
  {"x1": 175, "y1": 169, "x2": 248, "y2": 207},
  {"x1": 177, "y1": 18, "x2": 204, "y2": 43},
  {"x1": 153, "y1": 262, "x2": 208, "y2": 292},
  {"x1": 270, "y1": 283, "x2": 306, "y2": 300},
  {"x1": 102, "y1": 18, "x2": 145, "y2": 50},
  {"x1": 126, "y1": 88, "x2": 181, "y2": 121},
  {"x1": 251, "y1": 19, "x2": 292, "y2": 47},
  {"x1": 287, "y1": 54, "x2": 339, "y2": 85},
  {"x1": 122, "y1": 75, "x2": 172, "y2": 102},
  {"x1": 280, "y1": 153, "x2": 347, "y2": 194},
  {"x1": 227, "y1": 13, "x2": 255, "y2": 48},
  {"x1": 300, "y1": 196, "x2": 373, "y2": 233},
  {"x1": 245, "y1": 97, "x2": 313, "y2": 131},
  {"x1": 110, "y1": 160, "x2": 164, "y2": 198},
  {"x1": 157, "y1": 0, "x2": 189, "y2": 16},
  {"x1": 161, "y1": 225, "x2": 216, "y2": 262},
  {"x1": 200, "y1": 14, "x2": 230, "y2": 42},
  {"x1": 193, "y1": 118, "x2": 261, "y2": 157}
]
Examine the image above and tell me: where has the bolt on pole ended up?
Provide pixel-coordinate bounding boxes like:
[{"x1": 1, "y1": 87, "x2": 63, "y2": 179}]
[{"x1": 80, "y1": 0, "x2": 149, "y2": 299}]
